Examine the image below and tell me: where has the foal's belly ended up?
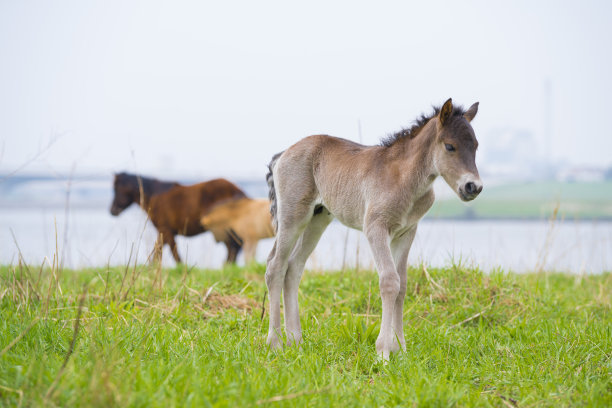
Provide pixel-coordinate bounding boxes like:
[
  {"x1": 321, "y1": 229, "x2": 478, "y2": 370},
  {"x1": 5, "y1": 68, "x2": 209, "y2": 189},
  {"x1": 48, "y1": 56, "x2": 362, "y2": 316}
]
[
  {"x1": 323, "y1": 200, "x2": 364, "y2": 231},
  {"x1": 334, "y1": 213, "x2": 363, "y2": 231},
  {"x1": 324, "y1": 188, "x2": 434, "y2": 236}
]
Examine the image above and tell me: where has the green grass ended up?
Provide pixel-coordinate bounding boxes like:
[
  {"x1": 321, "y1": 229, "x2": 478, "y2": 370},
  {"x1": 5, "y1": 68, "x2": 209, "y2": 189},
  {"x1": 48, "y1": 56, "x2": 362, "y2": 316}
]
[
  {"x1": 428, "y1": 181, "x2": 612, "y2": 219},
  {"x1": 1, "y1": 263, "x2": 610, "y2": 407}
]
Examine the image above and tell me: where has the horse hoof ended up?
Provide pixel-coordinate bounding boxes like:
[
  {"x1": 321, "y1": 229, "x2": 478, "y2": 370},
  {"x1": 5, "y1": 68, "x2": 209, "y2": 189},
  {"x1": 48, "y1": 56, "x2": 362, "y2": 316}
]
[
  {"x1": 377, "y1": 351, "x2": 390, "y2": 363},
  {"x1": 266, "y1": 334, "x2": 283, "y2": 350},
  {"x1": 285, "y1": 333, "x2": 302, "y2": 348}
]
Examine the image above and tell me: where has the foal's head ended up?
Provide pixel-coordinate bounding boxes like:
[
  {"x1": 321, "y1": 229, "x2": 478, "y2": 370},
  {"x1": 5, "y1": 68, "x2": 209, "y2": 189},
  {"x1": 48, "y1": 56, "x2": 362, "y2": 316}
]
[
  {"x1": 433, "y1": 98, "x2": 482, "y2": 201},
  {"x1": 110, "y1": 172, "x2": 138, "y2": 216}
]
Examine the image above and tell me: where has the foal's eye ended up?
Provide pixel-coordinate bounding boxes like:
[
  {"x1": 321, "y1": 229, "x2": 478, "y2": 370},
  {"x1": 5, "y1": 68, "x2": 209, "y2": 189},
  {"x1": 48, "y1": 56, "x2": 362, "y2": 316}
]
[{"x1": 445, "y1": 143, "x2": 456, "y2": 152}]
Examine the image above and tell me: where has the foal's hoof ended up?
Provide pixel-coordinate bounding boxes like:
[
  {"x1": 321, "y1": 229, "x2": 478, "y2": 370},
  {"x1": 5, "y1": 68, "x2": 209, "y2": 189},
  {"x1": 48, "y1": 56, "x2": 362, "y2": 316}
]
[
  {"x1": 266, "y1": 333, "x2": 283, "y2": 350},
  {"x1": 285, "y1": 333, "x2": 302, "y2": 348},
  {"x1": 377, "y1": 351, "x2": 391, "y2": 363},
  {"x1": 376, "y1": 339, "x2": 401, "y2": 354},
  {"x1": 375, "y1": 335, "x2": 403, "y2": 362}
]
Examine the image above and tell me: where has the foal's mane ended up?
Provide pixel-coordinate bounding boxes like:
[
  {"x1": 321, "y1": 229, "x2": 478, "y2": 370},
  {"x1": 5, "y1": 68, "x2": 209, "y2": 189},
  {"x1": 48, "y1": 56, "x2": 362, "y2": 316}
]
[{"x1": 380, "y1": 104, "x2": 466, "y2": 147}]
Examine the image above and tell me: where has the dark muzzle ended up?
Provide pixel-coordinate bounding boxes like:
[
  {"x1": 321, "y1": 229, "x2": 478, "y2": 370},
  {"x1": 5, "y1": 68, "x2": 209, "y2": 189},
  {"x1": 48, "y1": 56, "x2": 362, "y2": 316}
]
[{"x1": 460, "y1": 181, "x2": 483, "y2": 201}]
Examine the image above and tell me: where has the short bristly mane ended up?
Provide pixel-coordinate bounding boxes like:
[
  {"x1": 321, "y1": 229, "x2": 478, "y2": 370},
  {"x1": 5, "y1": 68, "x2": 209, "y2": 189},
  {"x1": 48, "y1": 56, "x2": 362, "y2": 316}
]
[
  {"x1": 118, "y1": 173, "x2": 156, "y2": 197},
  {"x1": 380, "y1": 104, "x2": 466, "y2": 147},
  {"x1": 117, "y1": 172, "x2": 178, "y2": 197}
]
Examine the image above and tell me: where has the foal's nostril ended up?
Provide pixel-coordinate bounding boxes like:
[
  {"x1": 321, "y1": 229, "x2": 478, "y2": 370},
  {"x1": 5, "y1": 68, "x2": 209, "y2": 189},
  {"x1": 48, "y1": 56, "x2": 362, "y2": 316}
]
[
  {"x1": 476, "y1": 184, "x2": 483, "y2": 194},
  {"x1": 465, "y1": 182, "x2": 476, "y2": 195}
]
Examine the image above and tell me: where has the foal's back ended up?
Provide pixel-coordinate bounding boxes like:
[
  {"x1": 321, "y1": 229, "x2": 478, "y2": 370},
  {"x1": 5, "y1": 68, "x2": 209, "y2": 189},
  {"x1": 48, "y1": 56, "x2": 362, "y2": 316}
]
[{"x1": 276, "y1": 134, "x2": 385, "y2": 230}]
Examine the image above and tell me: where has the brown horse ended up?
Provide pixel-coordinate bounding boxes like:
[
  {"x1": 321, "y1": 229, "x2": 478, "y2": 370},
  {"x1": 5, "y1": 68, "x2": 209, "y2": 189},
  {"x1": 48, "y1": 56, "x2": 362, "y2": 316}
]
[
  {"x1": 265, "y1": 99, "x2": 482, "y2": 359},
  {"x1": 110, "y1": 172, "x2": 247, "y2": 263},
  {"x1": 200, "y1": 198, "x2": 275, "y2": 263}
]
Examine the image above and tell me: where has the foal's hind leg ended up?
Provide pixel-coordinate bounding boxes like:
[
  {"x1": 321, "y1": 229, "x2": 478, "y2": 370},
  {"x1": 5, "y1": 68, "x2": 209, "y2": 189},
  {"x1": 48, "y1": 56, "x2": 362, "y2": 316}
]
[
  {"x1": 265, "y1": 206, "x2": 313, "y2": 349},
  {"x1": 283, "y1": 210, "x2": 333, "y2": 346}
]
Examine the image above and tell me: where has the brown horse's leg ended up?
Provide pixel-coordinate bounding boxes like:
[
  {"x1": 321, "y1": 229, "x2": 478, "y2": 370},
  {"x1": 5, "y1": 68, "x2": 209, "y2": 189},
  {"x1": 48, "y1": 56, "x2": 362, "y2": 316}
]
[
  {"x1": 159, "y1": 229, "x2": 181, "y2": 264},
  {"x1": 168, "y1": 237, "x2": 181, "y2": 264},
  {"x1": 243, "y1": 240, "x2": 257, "y2": 264},
  {"x1": 223, "y1": 229, "x2": 242, "y2": 264},
  {"x1": 152, "y1": 233, "x2": 164, "y2": 264},
  {"x1": 224, "y1": 240, "x2": 239, "y2": 264}
]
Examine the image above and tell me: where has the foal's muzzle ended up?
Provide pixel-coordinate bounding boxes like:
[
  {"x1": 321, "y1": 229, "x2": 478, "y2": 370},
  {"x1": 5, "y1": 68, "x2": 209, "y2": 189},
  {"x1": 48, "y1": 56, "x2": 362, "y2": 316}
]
[{"x1": 459, "y1": 179, "x2": 483, "y2": 201}]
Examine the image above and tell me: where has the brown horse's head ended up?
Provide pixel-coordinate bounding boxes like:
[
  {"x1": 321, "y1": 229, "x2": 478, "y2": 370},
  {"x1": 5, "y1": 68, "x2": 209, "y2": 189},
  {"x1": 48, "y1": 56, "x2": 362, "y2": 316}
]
[
  {"x1": 110, "y1": 172, "x2": 138, "y2": 216},
  {"x1": 433, "y1": 98, "x2": 482, "y2": 201}
]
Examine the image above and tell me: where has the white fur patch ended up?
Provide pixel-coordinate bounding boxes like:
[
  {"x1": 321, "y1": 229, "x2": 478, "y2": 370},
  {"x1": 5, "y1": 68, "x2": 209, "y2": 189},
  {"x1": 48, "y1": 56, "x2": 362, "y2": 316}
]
[{"x1": 456, "y1": 173, "x2": 482, "y2": 191}]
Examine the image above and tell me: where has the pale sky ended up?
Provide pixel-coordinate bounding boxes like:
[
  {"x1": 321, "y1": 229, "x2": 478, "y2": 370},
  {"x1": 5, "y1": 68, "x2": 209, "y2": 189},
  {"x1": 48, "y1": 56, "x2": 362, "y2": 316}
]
[{"x1": 1, "y1": 0, "x2": 611, "y2": 180}]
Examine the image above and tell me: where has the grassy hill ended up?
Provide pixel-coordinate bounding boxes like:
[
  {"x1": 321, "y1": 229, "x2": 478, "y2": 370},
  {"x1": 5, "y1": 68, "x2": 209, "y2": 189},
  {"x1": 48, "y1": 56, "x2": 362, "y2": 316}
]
[{"x1": 428, "y1": 181, "x2": 612, "y2": 220}]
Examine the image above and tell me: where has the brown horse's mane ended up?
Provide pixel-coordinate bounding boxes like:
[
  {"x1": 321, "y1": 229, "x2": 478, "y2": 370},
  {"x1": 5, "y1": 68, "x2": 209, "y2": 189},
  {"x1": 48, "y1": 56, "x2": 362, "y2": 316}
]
[
  {"x1": 380, "y1": 104, "x2": 466, "y2": 147},
  {"x1": 115, "y1": 172, "x2": 179, "y2": 197}
]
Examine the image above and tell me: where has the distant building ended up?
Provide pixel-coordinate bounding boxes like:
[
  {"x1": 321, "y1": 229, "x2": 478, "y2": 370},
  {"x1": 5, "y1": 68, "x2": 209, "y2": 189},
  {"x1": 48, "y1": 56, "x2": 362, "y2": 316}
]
[
  {"x1": 479, "y1": 128, "x2": 553, "y2": 181},
  {"x1": 557, "y1": 166, "x2": 606, "y2": 182}
]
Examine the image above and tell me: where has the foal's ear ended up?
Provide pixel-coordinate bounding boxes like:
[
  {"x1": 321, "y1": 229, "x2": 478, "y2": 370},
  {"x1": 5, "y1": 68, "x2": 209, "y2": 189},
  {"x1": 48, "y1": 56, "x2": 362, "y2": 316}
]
[
  {"x1": 439, "y1": 98, "x2": 453, "y2": 126},
  {"x1": 464, "y1": 102, "x2": 479, "y2": 122}
]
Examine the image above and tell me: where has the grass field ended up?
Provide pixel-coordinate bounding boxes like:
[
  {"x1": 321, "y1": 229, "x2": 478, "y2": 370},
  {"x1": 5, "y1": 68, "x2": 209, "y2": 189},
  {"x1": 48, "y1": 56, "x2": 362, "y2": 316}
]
[
  {"x1": 0, "y1": 263, "x2": 610, "y2": 407},
  {"x1": 428, "y1": 181, "x2": 612, "y2": 220}
]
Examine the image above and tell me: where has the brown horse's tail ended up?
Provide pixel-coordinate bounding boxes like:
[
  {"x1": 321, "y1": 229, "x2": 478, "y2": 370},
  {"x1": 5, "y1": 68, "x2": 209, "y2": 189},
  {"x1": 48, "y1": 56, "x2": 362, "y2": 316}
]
[{"x1": 266, "y1": 151, "x2": 284, "y2": 233}]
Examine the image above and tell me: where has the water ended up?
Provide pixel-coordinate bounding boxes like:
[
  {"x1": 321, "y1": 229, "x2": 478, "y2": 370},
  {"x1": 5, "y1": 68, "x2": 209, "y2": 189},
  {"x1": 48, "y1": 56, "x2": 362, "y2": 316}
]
[{"x1": 1, "y1": 207, "x2": 611, "y2": 273}]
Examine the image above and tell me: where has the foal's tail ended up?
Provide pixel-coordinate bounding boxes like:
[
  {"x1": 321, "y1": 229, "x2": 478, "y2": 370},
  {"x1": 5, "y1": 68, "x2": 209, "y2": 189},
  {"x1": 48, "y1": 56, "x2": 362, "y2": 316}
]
[{"x1": 266, "y1": 151, "x2": 284, "y2": 233}]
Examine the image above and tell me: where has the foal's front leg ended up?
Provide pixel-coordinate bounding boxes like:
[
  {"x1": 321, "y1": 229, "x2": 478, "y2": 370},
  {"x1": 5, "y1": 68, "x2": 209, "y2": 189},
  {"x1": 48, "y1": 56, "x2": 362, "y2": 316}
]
[
  {"x1": 390, "y1": 227, "x2": 417, "y2": 352},
  {"x1": 365, "y1": 222, "x2": 401, "y2": 360}
]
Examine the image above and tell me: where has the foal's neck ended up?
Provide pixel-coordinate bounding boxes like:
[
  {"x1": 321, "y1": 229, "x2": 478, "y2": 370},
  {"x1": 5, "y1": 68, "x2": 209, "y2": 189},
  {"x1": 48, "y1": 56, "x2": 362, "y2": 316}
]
[{"x1": 385, "y1": 120, "x2": 438, "y2": 195}]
